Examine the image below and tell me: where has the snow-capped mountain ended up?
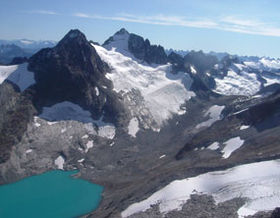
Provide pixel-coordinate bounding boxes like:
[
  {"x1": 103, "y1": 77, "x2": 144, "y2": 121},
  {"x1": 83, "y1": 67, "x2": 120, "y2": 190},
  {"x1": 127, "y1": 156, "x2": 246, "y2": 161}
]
[
  {"x1": 0, "y1": 28, "x2": 280, "y2": 218},
  {"x1": 0, "y1": 39, "x2": 56, "y2": 50}
]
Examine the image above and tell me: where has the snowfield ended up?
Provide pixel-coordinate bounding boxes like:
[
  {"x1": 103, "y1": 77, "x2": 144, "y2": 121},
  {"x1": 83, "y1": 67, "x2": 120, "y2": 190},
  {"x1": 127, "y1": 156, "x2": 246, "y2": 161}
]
[
  {"x1": 196, "y1": 105, "x2": 225, "y2": 129},
  {"x1": 54, "y1": 155, "x2": 65, "y2": 170},
  {"x1": 221, "y1": 136, "x2": 244, "y2": 159},
  {"x1": 93, "y1": 44, "x2": 195, "y2": 129},
  {"x1": 128, "y1": 117, "x2": 139, "y2": 137},
  {"x1": 0, "y1": 63, "x2": 35, "y2": 91},
  {"x1": 207, "y1": 142, "x2": 219, "y2": 150},
  {"x1": 121, "y1": 159, "x2": 280, "y2": 218},
  {"x1": 214, "y1": 69, "x2": 261, "y2": 96},
  {"x1": 39, "y1": 101, "x2": 115, "y2": 139}
]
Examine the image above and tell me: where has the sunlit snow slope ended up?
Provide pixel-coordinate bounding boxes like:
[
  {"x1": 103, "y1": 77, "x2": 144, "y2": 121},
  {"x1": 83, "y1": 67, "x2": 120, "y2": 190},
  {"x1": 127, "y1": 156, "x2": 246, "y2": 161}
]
[
  {"x1": 0, "y1": 63, "x2": 35, "y2": 91},
  {"x1": 122, "y1": 159, "x2": 280, "y2": 218},
  {"x1": 93, "y1": 43, "x2": 195, "y2": 130}
]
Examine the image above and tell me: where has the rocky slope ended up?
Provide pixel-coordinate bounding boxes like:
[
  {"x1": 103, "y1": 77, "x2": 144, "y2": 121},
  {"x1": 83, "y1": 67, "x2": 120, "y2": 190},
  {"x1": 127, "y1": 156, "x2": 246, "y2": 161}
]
[{"x1": 0, "y1": 28, "x2": 279, "y2": 218}]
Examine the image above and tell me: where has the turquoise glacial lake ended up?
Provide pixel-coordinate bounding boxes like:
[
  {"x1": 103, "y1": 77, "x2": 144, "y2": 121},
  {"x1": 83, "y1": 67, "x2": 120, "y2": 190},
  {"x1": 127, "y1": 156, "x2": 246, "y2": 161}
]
[{"x1": 0, "y1": 170, "x2": 103, "y2": 218}]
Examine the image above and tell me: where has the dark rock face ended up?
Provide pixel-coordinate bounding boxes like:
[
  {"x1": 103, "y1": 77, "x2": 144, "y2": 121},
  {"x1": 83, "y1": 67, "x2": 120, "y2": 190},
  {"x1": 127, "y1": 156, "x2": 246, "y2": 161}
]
[
  {"x1": 0, "y1": 83, "x2": 36, "y2": 163},
  {"x1": 167, "y1": 52, "x2": 185, "y2": 72},
  {"x1": 9, "y1": 57, "x2": 28, "y2": 65},
  {"x1": 128, "y1": 33, "x2": 167, "y2": 64},
  {"x1": 184, "y1": 51, "x2": 217, "y2": 89},
  {"x1": 28, "y1": 29, "x2": 127, "y2": 124},
  {"x1": 184, "y1": 50, "x2": 218, "y2": 73},
  {"x1": 271, "y1": 208, "x2": 280, "y2": 218}
]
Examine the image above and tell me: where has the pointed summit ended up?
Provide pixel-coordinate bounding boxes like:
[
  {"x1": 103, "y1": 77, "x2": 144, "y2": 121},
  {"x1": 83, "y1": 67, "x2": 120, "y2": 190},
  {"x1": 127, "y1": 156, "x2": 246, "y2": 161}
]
[
  {"x1": 115, "y1": 28, "x2": 129, "y2": 35},
  {"x1": 28, "y1": 29, "x2": 112, "y2": 120},
  {"x1": 103, "y1": 28, "x2": 130, "y2": 52},
  {"x1": 56, "y1": 29, "x2": 88, "y2": 48},
  {"x1": 103, "y1": 28, "x2": 167, "y2": 64}
]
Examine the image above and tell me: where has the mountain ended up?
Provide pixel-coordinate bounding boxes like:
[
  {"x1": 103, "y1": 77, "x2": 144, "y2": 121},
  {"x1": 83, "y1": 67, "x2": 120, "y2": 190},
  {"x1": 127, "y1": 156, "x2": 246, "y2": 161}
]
[
  {"x1": 0, "y1": 39, "x2": 56, "y2": 50},
  {"x1": 0, "y1": 39, "x2": 56, "y2": 64},
  {"x1": 103, "y1": 28, "x2": 168, "y2": 64},
  {"x1": 0, "y1": 44, "x2": 31, "y2": 64},
  {"x1": 0, "y1": 28, "x2": 280, "y2": 218}
]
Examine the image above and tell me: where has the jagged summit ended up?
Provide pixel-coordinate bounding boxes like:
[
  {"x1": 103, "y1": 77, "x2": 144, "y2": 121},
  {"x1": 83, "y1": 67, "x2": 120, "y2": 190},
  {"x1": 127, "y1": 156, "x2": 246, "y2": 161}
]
[
  {"x1": 103, "y1": 28, "x2": 167, "y2": 64},
  {"x1": 57, "y1": 29, "x2": 87, "y2": 47},
  {"x1": 115, "y1": 28, "x2": 129, "y2": 35},
  {"x1": 27, "y1": 29, "x2": 125, "y2": 124}
]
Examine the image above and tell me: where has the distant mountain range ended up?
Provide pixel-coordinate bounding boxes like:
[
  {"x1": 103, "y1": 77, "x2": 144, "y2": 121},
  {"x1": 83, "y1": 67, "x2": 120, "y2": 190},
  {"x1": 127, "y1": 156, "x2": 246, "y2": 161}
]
[
  {"x1": 0, "y1": 29, "x2": 280, "y2": 218},
  {"x1": 0, "y1": 39, "x2": 56, "y2": 64}
]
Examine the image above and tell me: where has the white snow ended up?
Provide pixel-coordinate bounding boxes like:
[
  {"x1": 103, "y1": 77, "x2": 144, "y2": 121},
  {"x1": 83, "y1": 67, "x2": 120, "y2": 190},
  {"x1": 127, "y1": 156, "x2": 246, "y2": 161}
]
[
  {"x1": 20, "y1": 39, "x2": 33, "y2": 45},
  {"x1": 240, "y1": 125, "x2": 250, "y2": 130},
  {"x1": 159, "y1": 155, "x2": 166, "y2": 159},
  {"x1": 259, "y1": 57, "x2": 280, "y2": 69},
  {"x1": 54, "y1": 156, "x2": 64, "y2": 170},
  {"x1": 0, "y1": 63, "x2": 35, "y2": 91},
  {"x1": 221, "y1": 137, "x2": 244, "y2": 159},
  {"x1": 39, "y1": 101, "x2": 116, "y2": 139},
  {"x1": 214, "y1": 69, "x2": 261, "y2": 96},
  {"x1": 121, "y1": 159, "x2": 280, "y2": 218},
  {"x1": 82, "y1": 134, "x2": 89, "y2": 139},
  {"x1": 128, "y1": 117, "x2": 139, "y2": 137},
  {"x1": 93, "y1": 44, "x2": 195, "y2": 129},
  {"x1": 25, "y1": 149, "x2": 33, "y2": 154},
  {"x1": 39, "y1": 101, "x2": 94, "y2": 123},
  {"x1": 244, "y1": 58, "x2": 280, "y2": 70},
  {"x1": 233, "y1": 108, "x2": 249, "y2": 115},
  {"x1": 33, "y1": 116, "x2": 41, "y2": 127},
  {"x1": 262, "y1": 75, "x2": 280, "y2": 87},
  {"x1": 190, "y1": 65, "x2": 197, "y2": 74},
  {"x1": 196, "y1": 105, "x2": 225, "y2": 129},
  {"x1": 61, "y1": 128, "x2": 66, "y2": 133},
  {"x1": 0, "y1": 65, "x2": 18, "y2": 83},
  {"x1": 95, "y1": 87, "x2": 100, "y2": 96},
  {"x1": 77, "y1": 158, "x2": 84, "y2": 163},
  {"x1": 85, "y1": 140, "x2": 93, "y2": 153},
  {"x1": 207, "y1": 142, "x2": 219, "y2": 150},
  {"x1": 103, "y1": 30, "x2": 131, "y2": 58}
]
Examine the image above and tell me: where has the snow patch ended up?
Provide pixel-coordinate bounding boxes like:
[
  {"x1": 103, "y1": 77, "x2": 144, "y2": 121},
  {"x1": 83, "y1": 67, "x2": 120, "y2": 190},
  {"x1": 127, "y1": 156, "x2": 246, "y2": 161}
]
[
  {"x1": 196, "y1": 105, "x2": 225, "y2": 129},
  {"x1": 25, "y1": 149, "x2": 33, "y2": 154},
  {"x1": 85, "y1": 140, "x2": 93, "y2": 153},
  {"x1": 82, "y1": 134, "x2": 89, "y2": 139},
  {"x1": 77, "y1": 158, "x2": 84, "y2": 163},
  {"x1": 33, "y1": 116, "x2": 41, "y2": 127},
  {"x1": 240, "y1": 125, "x2": 250, "y2": 130},
  {"x1": 128, "y1": 117, "x2": 139, "y2": 137},
  {"x1": 39, "y1": 101, "x2": 116, "y2": 139},
  {"x1": 0, "y1": 63, "x2": 35, "y2": 91},
  {"x1": 61, "y1": 128, "x2": 66, "y2": 133},
  {"x1": 159, "y1": 155, "x2": 166, "y2": 159},
  {"x1": 190, "y1": 65, "x2": 196, "y2": 74},
  {"x1": 207, "y1": 142, "x2": 219, "y2": 150},
  {"x1": 54, "y1": 156, "x2": 64, "y2": 170},
  {"x1": 221, "y1": 137, "x2": 244, "y2": 159},
  {"x1": 95, "y1": 87, "x2": 100, "y2": 96},
  {"x1": 121, "y1": 159, "x2": 280, "y2": 218}
]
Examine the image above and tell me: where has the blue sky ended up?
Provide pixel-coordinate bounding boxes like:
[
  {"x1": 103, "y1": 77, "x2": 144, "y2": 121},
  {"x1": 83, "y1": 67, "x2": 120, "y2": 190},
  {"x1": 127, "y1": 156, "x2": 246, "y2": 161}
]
[{"x1": 1, "y1": 0, "x2": 280, "y2": 57}]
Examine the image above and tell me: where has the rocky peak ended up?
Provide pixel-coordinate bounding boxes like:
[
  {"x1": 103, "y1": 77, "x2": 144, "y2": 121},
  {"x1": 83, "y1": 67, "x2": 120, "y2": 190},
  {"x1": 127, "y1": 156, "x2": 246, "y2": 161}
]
[
  {"x1": 115, "y1": 28, "x2": 129, "y2": 36},
  {"x1": 103, "y1": 28, "x2": 168, "y2": 65},
  {"x1": 128, "y1": 33, "x2": 167, "y2": 64},
  {"x1": 167, "y1": 52, "x2": 185, "y2": 72},
  {"x1": 28, "y1": 29, "x2": 126, "y2": 124},
  {"x1": 56, "y1": 29, "x2": 88, "y2": 47}
]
